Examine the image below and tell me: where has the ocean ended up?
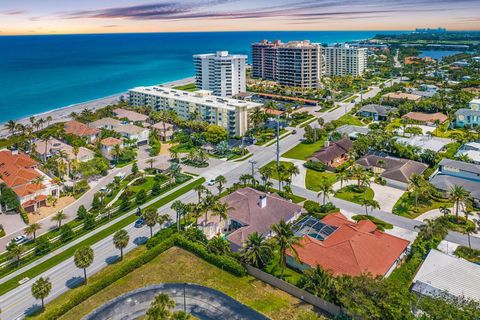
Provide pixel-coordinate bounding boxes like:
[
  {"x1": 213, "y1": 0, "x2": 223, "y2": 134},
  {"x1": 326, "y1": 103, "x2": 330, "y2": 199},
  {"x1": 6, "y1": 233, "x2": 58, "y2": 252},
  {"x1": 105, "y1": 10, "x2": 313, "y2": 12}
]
[{"x1": 0, "y1": 31, "x2": 404, "y2": 123}]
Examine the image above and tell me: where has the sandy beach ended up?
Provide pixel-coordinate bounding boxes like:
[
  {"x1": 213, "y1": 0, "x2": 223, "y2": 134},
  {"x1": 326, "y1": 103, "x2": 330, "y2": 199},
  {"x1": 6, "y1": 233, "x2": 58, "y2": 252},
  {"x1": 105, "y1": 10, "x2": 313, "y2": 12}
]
[{"x1": 0, "y1": 76, "x2": 195, "y2": 139}]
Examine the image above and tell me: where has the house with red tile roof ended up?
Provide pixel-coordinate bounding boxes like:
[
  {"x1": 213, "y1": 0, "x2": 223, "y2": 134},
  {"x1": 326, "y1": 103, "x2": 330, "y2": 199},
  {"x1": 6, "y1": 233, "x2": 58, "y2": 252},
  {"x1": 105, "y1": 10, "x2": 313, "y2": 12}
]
[
  {"x1": 100, "y1": 137, "x2": 124, "y2": 161},
  {"x1": 0, "y1": 150, "x2": 60, "y2": 213},
  {"x1": 64, "y1": 120, "x2": 99, "y2": 143},
  {"x1": 287, "y1": 213, "x2": 410, "y2": 277}
]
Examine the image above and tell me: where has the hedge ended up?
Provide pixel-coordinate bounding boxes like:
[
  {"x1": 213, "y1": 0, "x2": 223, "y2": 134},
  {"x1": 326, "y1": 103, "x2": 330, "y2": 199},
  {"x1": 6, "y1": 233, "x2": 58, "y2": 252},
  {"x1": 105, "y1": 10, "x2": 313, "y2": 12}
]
[
  {"x1": 20, "y1": 207, "x2": 30, "y2": 224},
  {"x1": 146, "y1": 226, "x2": 176, "y2": 249}
]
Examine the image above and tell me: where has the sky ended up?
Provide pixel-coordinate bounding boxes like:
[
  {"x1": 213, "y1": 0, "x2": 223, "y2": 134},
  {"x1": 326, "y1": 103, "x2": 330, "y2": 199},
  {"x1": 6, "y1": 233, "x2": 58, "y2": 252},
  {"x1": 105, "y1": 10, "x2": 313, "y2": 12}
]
[{"x1": 1, "y1": 0, "x2": 479, "y2": 35}]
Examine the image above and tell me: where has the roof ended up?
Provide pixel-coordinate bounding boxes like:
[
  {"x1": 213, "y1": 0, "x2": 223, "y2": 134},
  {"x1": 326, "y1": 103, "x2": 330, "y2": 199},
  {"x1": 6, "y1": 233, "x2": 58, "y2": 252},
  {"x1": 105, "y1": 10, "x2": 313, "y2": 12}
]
[
  {"x1": 206, "y1": 188, "x2": 302, "y2": 248},
  {"x1": 358, "y1": 104, "x2": 395, "y2": 117},
  {"x1": 0, "y1": 150, "x2": 49, "y2": 197},
  {"x1": 455, "y1": 108, "x2": 480, "y2": 117},
  {"x1": 310, "y1": 139, "x2": 353, "y2": 164},
  {"x1": 290, "y1": 213, "x2": 410, "y2": 277},
  {"x1": 100, "y1": 137, "x2": 123, "y2": 147},
  {"x1": 113, "y1": 108, "x2": 149, "y2": 122},
  {"x1": 383, "y1": 92, "x2": 422, "y2": 101},
  {"x1": 335, "y1": 125, "x2": 370, "y2": 139},
  {"x1": 90, "y1": 117, "x2": 122, "y2": 129},
  {"x1": 395, "y1": 135, "x2": 452, "y2": 153},
  {"x1": 115, "y1": 123, "x2": 147, "y2": 135},
  {"x1": 34, "y1": 138, "x2": 94, "y2": 162},
  {"x1": 430, "y1": 174, "x2": 480, "y2": 199},
  {"x1": 456, "y1": 142, "x2": 480, "y2": 163},
  {"x1": 410, "y1": 90, "x2": 436, "y2": 98},
  {"x1": 412, "y1": 249, "x2": 480, "y2": 301},
  {"x1": 356, "y1": 154, "x2": 428, "y2": 184},
  {"x1": 403, "y1": 112, "x2": 448, "y2": 123},
  {"x1": 151, "y1": 122, "x2": 174, "y2": 131},
  {"x1": 438, "y1": 158, "x2": 480, "y2": 175},
  {"x1": 265, "y1": 108, "x2": 284, "y2": 116},
  {"x1": 64, "y1": 120, "x2": 99, "y2": 137}
]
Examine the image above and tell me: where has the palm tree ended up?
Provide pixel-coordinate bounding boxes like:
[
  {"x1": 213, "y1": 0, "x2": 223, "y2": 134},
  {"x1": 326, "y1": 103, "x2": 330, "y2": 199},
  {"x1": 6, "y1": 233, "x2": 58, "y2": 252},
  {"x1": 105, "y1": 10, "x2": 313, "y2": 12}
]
[
  {"x1": 408, "y1": 173, "x2": 425, "y2": 207},
  {"x1": 271, "y1": 220, "x2": 302, "y2": 279},
  {"x1": 6, "y1": 240, "x2": 25, "y2": 266},
  {"x1": 74, "y1": 246, "x2": 94, "y2": 284},
  {"x1": 258, "y1": 166, "x2": 273, "y2": 187},
  {"x1": 143, "y1": 208, "x2": 159, "y2": 237},
  {"x1": 285, "y1": 165, "x2": 300, "y2": 187},
  {"x1": 360, "y1": 198, "x2": 380, "y2": 216},
  {"x1": 112, "y1": 144, "x2": 123, "y2": 164},
  {"x1": 336, "y1": 171, "x2": 348, "y2": 189},
  {"x1": 317, "y1": 177, "x2": 334, "y2": 205},
  {"x1": 5, "y1": 120, "x2": 17, "y2": 135},
  {"x1": 240, "y1": 232, "x2": 273, "y2": 268},
  {"x1": 194, "y1": 184, "x2": 207, "y2": 204},
  {"x1": 46, "y1": 115, "x2": 53, "y2": 127},
  {"x1": 24, "y1": 223, "x2": 41, "y2": 241},
  {"x1": 51, "y1": 210, "x2": 67, "y2": 229},
  {"x1": 146, "y1": 293, "x2": 176, "y2": 320},
  {"x1": 171, "y1": 200, "x2": 187, "y2": 232},
  {"x1": 214, "y1": 175, "x2": 227, "y2": 196},
  {"x1": 301, "y1": 265, "x2": 334, "y2": 300},
  {"x1": 201, "y1": 193, "x2": 217, "y2": 226},
  {"x1": 439, "y1": 205, "x2": 451, "y2": 216},
  {"x1": 449, "y1": 185, "x2": 471, "y2": 217},
  {"x1": 170, "y1": 149, "x2": 179, "y2": 162},
  {"x1": 212, "y1": 201, "x2": 232, "y2": 231},
  {"x1": 31, "y1": 277, "x2": 52, "y2": 311},
  {"x1": 113, "y1": 230, "x2": 129, "y2": 260},
  {"x1": 239, "y1": 174, "x2": 252, "y2": 187},
  {"x1": 146, "y1": 158, "x2": 156, "y2": 170}
]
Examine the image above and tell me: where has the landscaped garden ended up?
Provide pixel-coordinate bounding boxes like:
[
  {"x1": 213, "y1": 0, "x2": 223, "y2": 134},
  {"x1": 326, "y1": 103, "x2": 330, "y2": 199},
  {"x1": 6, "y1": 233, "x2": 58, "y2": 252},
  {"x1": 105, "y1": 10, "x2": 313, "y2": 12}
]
[
  {"x1": 392, "y1": 193, "x2": 453, "y2": 219},
  {"x1": 334, "y1": 185, "x2": 374, "y2": 205}
]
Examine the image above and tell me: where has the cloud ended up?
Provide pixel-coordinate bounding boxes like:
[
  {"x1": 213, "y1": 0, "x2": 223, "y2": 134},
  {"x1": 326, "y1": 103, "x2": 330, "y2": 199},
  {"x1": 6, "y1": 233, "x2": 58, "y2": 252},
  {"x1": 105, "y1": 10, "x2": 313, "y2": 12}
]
[
  {"x1": 102, "y1": 25, "x2": 120, "y2": 28},
  {"x1": 2, "y1": 10, "x2": 26, "y2": 15}
]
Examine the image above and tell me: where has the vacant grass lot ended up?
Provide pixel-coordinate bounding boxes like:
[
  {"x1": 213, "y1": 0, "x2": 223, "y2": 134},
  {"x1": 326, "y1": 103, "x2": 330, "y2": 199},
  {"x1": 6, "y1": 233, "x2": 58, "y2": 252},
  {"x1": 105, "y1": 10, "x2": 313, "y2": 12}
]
[
  {"x1": 48, "y1": 247, "x2": 323, "y2": 320},
  {"x1": 305, "y1": 170, "x2": 337, "y2": 192},
  {"x1": 282, "y1": 139, "x2": 326, "y2": 160},
  {"x1": 332, "y1": 114, "x2": 364, "y2": 127},
  {"x1": 334, "y1": 185, "x2": 374, "y2": 205}
]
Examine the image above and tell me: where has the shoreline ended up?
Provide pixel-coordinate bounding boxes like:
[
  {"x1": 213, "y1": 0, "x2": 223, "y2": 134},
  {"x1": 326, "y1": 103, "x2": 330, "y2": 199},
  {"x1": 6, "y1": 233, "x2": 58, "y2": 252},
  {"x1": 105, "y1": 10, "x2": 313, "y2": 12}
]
[{"x1": 0, "y1": 76, "x2": 195, "y2": 139}]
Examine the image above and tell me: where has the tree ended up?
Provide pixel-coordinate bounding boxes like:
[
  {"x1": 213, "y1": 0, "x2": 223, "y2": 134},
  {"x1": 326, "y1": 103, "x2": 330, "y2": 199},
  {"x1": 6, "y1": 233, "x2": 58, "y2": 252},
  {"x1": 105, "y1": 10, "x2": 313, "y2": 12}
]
[
  {"x1": 271, "y1": 220, "x2": 301, "y2": 279},
  {"x1": 408, "y1": 173, "x2": 425, "y2": 207},
  {"x1": 31, "y1": 277, "x2": 52, "y2": 311},
  {"x1": 24, "y1": 223, "x2": 41, "y2": 241},
  {"x1": 301, "y1": 265, "x2": 334, "y2": 300},
  {"x1": 285, "y1": 165, "x2": 300, "y2": 187},
  {"x1": 360, "y1": 198, "x2": 380, "y2": 216},
  {"x1": 439, "y1": 205, "x2": 451, "y2": 216},
  {"x1": 146, "y1": 293, "x2": 176, "y2": 320},
  {"x1": 113, "y1": 229, "x2": 129, "y2": 260},
  {"x1": 194, "y1": 185, "x2": 207, "y2": 204},
  {"x1": 143, "y1": 208, "x2": 159, "y2": 237},
  {"x1": 83, "y1": 213, "x2": 95, "y2": 231},
  {"x1": 240, "y1": 232, "x2": 273, "y2": 268},
  {"x1": 239, "y1": 174, "x2": 252, "y2": 187},
  {"x1": 146, "y1": 158, "x2": 156, "y2": 170},
  {"x1": 171, "y1": 200, "x2": 187, "y2": 232},
  {"x1": 212, "y1": 201, "x2": 231, "y2": 226},
  {"x1": 51, "y1": 210, "x2": 67, "y2": 229},
  {"x1": 131, "y1": 162, "x2": 139, "y2": 175},
  {"x1": 0, "y1": 185, "x2": 20, "y2": 211},
  {"x1": 317, "y1": 177, "x2": 334, "y2": 205},
  {"x1": 74, "y1": 246, "x2": 94, "y2": 284},
  {"x1": 214, "y1": 175, "x2": 227, "y2": 196},
  {"x1": 7, "y1": 240, "x2": 25, "y2": 266},
  {"x1": 336, "y1": 171, "x2": 348, "y2": 189},
  {"x1": 77, "y1": 205, "x2": 88, "y2": 220},
  {"x1": 203, "y1": 125, "x2": 228, "y2": 144},
  {"x1": 206, "y1": 235, "x2": 231, "y2": 255},
  {"x1": 258, "y1": 166, "x2": 273, "y2": 187},
  {"x1": 449, "y1": 185, "x2": 471, "y2": 217}
]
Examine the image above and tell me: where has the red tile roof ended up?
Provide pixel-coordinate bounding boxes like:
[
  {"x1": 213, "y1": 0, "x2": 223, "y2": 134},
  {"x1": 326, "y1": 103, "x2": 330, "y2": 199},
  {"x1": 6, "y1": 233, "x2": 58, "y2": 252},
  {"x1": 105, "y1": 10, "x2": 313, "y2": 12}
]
[
  {"x1": 402, "y1": 112, "x2": 448, "y2": 123},
  {"x1": 289, "y1": 212, "x2": 409, "y2": 277},
  {"x1": 64, "y1": 120, "x2": 99, "y2": 137},
  {"x1": 100, "y1": 137, "x2": 123, "y2": 147}
]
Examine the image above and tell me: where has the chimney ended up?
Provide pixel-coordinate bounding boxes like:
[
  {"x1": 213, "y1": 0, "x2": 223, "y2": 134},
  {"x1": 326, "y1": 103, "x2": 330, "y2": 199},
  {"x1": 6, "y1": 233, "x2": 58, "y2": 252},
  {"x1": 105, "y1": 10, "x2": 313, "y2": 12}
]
[
  {"x1": 324, "y1": 140, "x2": 330, "y2": 148},
  {"x1": 258, "y1": 195, "x2": 267, "y2": 209},
  {"x1": 11, "y1": 148, "x2": 18, "y2": 155}
]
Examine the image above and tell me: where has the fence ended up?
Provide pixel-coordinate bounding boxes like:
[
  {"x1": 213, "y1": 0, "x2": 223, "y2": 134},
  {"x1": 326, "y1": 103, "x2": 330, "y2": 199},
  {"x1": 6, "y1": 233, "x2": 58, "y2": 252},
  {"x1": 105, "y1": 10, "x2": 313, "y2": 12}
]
[{"x1": 245, "y1": 265, "x2": 344, "y2": 318}]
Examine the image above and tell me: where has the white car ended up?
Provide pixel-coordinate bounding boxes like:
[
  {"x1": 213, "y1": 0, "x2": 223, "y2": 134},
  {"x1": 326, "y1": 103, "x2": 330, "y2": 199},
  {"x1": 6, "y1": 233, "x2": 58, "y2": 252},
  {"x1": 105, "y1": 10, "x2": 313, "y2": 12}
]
[
  {"x1": 207, "y1": 179, "x2": 216, "y2": 186},
  {"x1": 14, "y1": 235, "x2": 28, "y2": 244}
]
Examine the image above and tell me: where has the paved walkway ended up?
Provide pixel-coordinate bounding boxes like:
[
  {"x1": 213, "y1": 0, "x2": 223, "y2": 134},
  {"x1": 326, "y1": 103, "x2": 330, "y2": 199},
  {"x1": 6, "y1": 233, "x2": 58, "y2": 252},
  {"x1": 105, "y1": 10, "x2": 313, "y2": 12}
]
[{"x1": 280, "y1": 157, "x2": 306, "y2": 188}]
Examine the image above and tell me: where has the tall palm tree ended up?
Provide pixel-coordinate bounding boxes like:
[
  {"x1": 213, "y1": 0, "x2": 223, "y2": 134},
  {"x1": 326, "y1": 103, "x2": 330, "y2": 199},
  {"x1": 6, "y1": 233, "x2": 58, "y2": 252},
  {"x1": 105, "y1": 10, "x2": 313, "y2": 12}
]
[
  {"x1": 146, "y1": 293, "x2": 176, "y2": 320},
  {"x1": 51, "y1": 210, "x2": 67, "y2": 229},
  {"x1": 169, "y1": 149, "x2": 179, "y2": 162},
  {"x1": 146, "y1": 158, "x2": 156, "y2": 170},
  {"x1": 201, "y1": 193, "x2": 217, "y2": 227},
  {"x1": 360, "y1": 198, "x2": 380, "y2": 216},
  {"x1": 212, "y1": 201, "x2": 232, "y2": 232},
  {"x1": 439, "y1": 205, "x2": 451, "y2": 216},
  {"x1": 408, "y1": 173, "x2": 425, "y2": 207},
  {"x1": 214, "y1": 175, "x2": 227, "y2": 196},
  {"x1": 239, "y1": 174, "x2": 252, "y2": 187},
  {"x1": 317, "y1": 177, "x2": 334, "y2": 205},
  {"x1": 5, "y1": 120, "x2": 17, "y2": 135},
  {"x1": 285, "y1": 165, "x2": 300, "y2": 187},
  {"x1": 271, "y1": 220, "x2": 302, "y2": 279},
  {"x1": 24, "y1": 223, "x2": 42, "y2": 241},
  {"x1": 74, "y1": 246, "x2": 94, "y2": 284},
  {"x1": 193, "y1": 184, "x2": 207, "y2": 204},
  {"x1": 171, "y1": 200, "x2": 187, "y2": 231},
  {"x1": 258, "y1": 166, "x2": 273, "y2": 187},
  {"x1": 240, "y1": 232, "x2": 273, "y2": 269},
  {"x1": 31, "y1": 277, "x2": 52, "y2": 311},
  {"x1": 143, "y1": 208, "x2": 160, "y2": 237},
  {"x1": 449, "y1": 185, "x2": 471, "y2": 217},
  {"x1": 113, "y1": 229, "x2": 129, "y2": 260},
  {"x1": 336, "y1": 171, "x2": 348, "y2": 189}
]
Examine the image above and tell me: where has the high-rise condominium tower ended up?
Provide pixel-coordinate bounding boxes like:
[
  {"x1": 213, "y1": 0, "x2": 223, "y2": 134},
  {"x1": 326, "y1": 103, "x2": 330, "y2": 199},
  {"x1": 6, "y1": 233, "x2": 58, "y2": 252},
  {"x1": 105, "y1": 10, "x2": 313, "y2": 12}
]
[{"x1": 323, "y1": 45, "x2": 368, "y2": 77}]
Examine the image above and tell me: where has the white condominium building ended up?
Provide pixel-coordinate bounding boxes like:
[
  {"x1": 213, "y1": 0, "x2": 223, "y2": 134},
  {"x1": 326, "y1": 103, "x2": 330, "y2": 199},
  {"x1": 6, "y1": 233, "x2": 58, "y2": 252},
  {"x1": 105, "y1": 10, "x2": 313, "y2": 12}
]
[
  {"x1": 324, "y1": 45, "x2": 368, "y2": 77},
  {"x1": 128, "y1": 86, "x2": 262, "y2": 136},
  {"x1": 193, "y1": 51, "x2": 247, "y2": 97}
]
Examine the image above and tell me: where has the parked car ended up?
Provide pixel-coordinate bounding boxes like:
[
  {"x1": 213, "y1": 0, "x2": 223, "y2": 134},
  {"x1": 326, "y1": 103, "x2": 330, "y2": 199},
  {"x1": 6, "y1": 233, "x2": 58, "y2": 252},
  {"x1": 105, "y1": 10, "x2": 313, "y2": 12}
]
[
  {"x1": 134, "y1": 218, "x2": 145, "y2": 228},
  {"x1": 207, "y1": 179, "x2": 216, "y2": 186},
  {"x1": 14, "y1": 235, "x2": 28, "y2": 244},
  {"x1": 292, "y1": 130, "x2": 297, "y2": 135}
]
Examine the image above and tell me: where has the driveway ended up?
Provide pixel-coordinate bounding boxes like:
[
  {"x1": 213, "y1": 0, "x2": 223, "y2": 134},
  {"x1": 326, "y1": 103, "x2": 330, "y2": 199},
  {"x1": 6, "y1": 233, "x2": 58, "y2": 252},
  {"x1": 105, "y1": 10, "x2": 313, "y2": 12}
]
[
  {"x1": 369, "y1": 183, "x2": 405, "y2": 213},
  {"x1": 280, "y1": 157, "x2": 306, "y2": 188},
  {"x1": 0, "y1": 212, "x2": 26, "y2": 235}
]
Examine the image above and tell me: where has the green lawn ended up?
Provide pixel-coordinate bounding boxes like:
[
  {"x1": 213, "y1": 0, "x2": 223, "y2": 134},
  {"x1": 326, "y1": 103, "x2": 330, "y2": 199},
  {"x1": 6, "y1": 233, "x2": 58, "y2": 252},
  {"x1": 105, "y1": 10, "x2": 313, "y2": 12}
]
[
  {"x1": 261, "y1": 161, "x2": 296, "y2": 181},
  {"x1": 282, "y1": 139, "x2": 326, "y2": 160},
  {"x1": 392, "y1": 192, "x2": 453, "y2": 219},
  {"x1": 331, "y1": 114, "x2": 364, "y2": 127},
  {"x1": 334, "y1": 185, "x2": 374, "y2": 205},
  {"x1": 172, "y1": 82, "x2": 197, "y2": 92},
  {"x1": 305, "y1": 169, "x2": 337, "y2": 192},
  {"x1": 264, "y1": 252, "x2": 304, "y2": 286}
]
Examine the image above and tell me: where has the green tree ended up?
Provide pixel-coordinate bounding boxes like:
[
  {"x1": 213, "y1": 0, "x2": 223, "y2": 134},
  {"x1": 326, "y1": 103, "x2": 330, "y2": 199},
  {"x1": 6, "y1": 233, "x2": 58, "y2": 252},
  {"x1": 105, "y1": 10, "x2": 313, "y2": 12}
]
[
  {"x1": 51, "y1": 210, "x2": 67, "y2": 229},
  {"x1": 113, "y1": 229, "x2": 130, "y2": 260},
  {"x1": 317, "y1": 177, "x2": 334, "y2": 205},
  {"x1": 35, "y1": 237, "x2": 51, "y2": 256},
  {"x1": 240, "y1": 232, "x2": 273, "y2": 268},
  {"x1": 360, "y1": 198, "x2": 380, "y2": 216},
  {"x1": 171, "y1": 200, "x2": 187, "y2": 232},
  {"x1": 206, "y1": 235, "x2": 231, "y2": 255},
  {"x1": 193, "y1": 184, "x2": 207, "y2": 204},
  {"x1": 300, "y1": 265, "x2": 334, "y2": 300},
  {"x1": 24, "y1": 223, "x2": 41, "y2": 241},
  {"x1": 271, "y1": 220, "x2": 301, "y2": 279},
  {"x1": 131, "y1": 162, "x2": 139, "y2": 175},
  {"x1": 6, "y1": 240, "x2": 25, "y2": 266},
  {"x1": 203, "y1": 125, "x2": 228, "y2": 144},
  {"x1": 214, "y1": 175, "x2": 227, "y2": 196},
  {"x1": 83, "y1": 213, "x2": 95, "y2": 231},
  {"x1": 146, "y1": 293, "x2": 176, "y2": 320},
  {"x1": 77, "y1": 205, "x2": 88, "y2": 220},
  {"x1": 74, "y1": 246, "x2": 94, "y2": 284},
  {"x1": 60, "y1": 225, "x2": 74, "y2": 243},
  {"x1": 449, "y1": 185, "x2": 471, "y2": 217},
  {"x1": 31, "y1": 277, "x2": 52, "y2": 311},
  {"x1": 143, "y1": 208, "x2": 159, "y2": 237},
  {"x1": 258, "y1": 166, "x2": 273, "y2": 187}
]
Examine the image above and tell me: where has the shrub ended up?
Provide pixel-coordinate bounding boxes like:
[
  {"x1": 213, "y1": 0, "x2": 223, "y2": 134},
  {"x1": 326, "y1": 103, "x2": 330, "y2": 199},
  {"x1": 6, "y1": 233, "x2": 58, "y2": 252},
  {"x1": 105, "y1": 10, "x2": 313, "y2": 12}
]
[
  {"x1": 146, "y1": 227, "x2": 176, "y2": 249},
  {"x1": 35, "y1": 237, "x2": 51, "y2": 256},
  {"x1": 19, "y1": 208, "x2": 29, "y2": 224},
  {"x1": 304, "y1": 160, "x2": 326, "y2": 172},
  {"x1": 60, "y1": 225, "x2": 74, "y2": 243},
  {"x1": 454, "y1": 246, "x2": 480, "y2": 264},
  {"x1": 83, "y1": 214, "x2": 96, "y2": 231}
]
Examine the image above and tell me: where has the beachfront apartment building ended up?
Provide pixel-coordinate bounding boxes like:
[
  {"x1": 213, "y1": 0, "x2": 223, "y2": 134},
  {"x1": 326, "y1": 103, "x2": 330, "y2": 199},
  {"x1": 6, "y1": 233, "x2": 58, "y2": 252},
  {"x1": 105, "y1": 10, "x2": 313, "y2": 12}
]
[
  {"x1": 193, "y1": 51, "x2": 247, "y2": 97},
  {"x1": 323, "y1": 45, "x2": 367, "y2": 77},
  {"x1": 251, "y1": 40, "x2": 322, "y2": 88},
  {"x1": 128, "y1": 86, "x2": 262, "y2": 136}
]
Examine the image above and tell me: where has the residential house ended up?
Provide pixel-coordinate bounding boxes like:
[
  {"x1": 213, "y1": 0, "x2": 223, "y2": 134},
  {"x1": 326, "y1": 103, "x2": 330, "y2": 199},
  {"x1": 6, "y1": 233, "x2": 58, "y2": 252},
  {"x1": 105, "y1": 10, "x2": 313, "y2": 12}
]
[
  {"x1": 64, "y1": 120, "x2": 99, "y2": 143},
  {"x1": 90, "y1": 118, "x2": 149, "y2": 145},
  {"x1": 90, "y1": 117, "x2": 122, "y2": 131},
  {"x1": 382, "y1": 92, "x2": 422, "y2": 102},
  {"x1": 308, "y1": 138, "x2": 353, "y2": 169},
  {"x1": 455, "y1": 99, "x2": 480, "y2": 128},
  {"x1": 334, "y1": 125, "x2": 370, "y2": 140},
  {"x1": 287, "y1": 213, "x2": 410, "y2": 277},
  {"x1": 409, "y1": 89, "x2": 436, "y2": 99},
  {"x1": 412, "y1": 249, "x2": 480, "y2": 302},
  {"x1": 100, "y1": 137, "x2": 124, "y2": 161},
  {"x1": 357, "y1": 104, "x2": 397, "y2": 121},
  {"x1": 430, "y1": 158, "x2": 480, "y2": 206},
  {"x1": 402, "y1": 112, "x2": 448, "y2": 125},
  {"x1": 34, "y1": 138, "x2": 94, "y2": 163},
  {"x1": 0, "y1": 150, "x2": 60, "y2": 213},
  {"x1": 356, "y1": 154, "x2": 428, "y2": 189},
  {"x1": 151, "y1": 122, "x2": 174, "y2": 141},
  {"x1": 198, "y1": 187, "x2": 303, "y2": 251},
  {"x1": 113, "y1": 108, "x2": 149, "y2": 123},
  {"x1": 455, "y1": 142, "x2": 480, "y2": 164},
  {"x1": 395, "y1": 135, "x2": 452, "y2": 153}
]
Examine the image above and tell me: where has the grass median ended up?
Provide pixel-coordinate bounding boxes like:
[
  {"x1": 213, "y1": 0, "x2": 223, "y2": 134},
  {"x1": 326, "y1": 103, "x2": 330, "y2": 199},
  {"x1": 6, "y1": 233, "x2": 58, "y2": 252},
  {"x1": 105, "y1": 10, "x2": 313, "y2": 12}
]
[{"x1": 0, "y1": 177, "x2": 205, "y2": 296}]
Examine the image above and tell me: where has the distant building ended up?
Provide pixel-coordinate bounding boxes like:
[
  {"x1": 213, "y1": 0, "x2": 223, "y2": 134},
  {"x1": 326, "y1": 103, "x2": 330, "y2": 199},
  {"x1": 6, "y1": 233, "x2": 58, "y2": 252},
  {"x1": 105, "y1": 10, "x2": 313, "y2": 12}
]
[
  {"x1": 129, "y1": 86, "x2": 262, "y2": 136},
  {"x1": 0, "y1": 150, "x2": 60, "y2": 213},
  {"x1": 334, "y1": 125, "x2": 370, "y2": 140},
  {"x1": 357, "y1": 104, "x2": 397, "y2": 121},
  {"x1": 356, "y1": 154, "x2": 428, "y2": 189},
  {"x1": 455, "y1": 99, "x2": 480, "y2": 128},
  {"x1": 34, "y1": 138, "x2": 94, "y2": 164},
  {"x1": 324, "y1": 45, "x2": 367, "y2": 77},
  {"x1": 412, "y1": 249, "x2": 480, "y2": 302},
  {"x1": 113, "y1": 108, "x2": 149, "y2": 123},
  {"x1": 193, "y1": 51, "x2": 247, "y2": 97},
  {"x1": 288, "y1": 213, "x2": 410, "y2": 277},
  {"x1": 395, "y1": 135, "x2": 452, "y2": 153},
  {"x1": 308, "y1": 139, "x2": 353, "y2": 169},
  {"x1": 90, "y1": 118, "x2": 149, "y2": 145},
  {"x1": 151, "y1": 122, "x2": 174, "y2": 141},
  {"x1": 455, "y1": 142, "x2": 480, "y2": 164},
  {"x1": 100, "y1": 137, "x2": 124, "y2": 161},
  {"x1": 251, "y1": 40, "x2": 322, "y2": 88},
  {"x1": 402, "y1": 112, "x2": 448, "y2": 125},
  {"x1": 382, "y1": 92, "x2": 422, "y2": 102},
  {"x1": 64, "y1": 120, "x2": 99, "y2": 143}
]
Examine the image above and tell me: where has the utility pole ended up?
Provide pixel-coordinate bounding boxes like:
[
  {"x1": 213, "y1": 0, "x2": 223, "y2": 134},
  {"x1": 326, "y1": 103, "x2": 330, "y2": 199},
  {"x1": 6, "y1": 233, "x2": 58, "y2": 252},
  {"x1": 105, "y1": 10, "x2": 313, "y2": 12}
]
[
  {"x1": 276, "y1": 115, "x2": 281, "y2": 191},
  {"x1": 248, "y1": 159, "x2": 257, "y2": 185}
]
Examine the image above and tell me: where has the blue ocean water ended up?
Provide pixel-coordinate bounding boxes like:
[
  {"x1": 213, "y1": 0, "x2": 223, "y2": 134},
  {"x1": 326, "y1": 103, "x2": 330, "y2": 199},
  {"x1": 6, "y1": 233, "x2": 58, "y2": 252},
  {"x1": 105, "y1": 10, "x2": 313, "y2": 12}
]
[
  {"x1": 419, "y1": 50, "x2": 464, "y2": 60},
  {"x1": 0, "y1": 31, "x2": 404, "y2": 123}
]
